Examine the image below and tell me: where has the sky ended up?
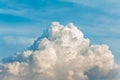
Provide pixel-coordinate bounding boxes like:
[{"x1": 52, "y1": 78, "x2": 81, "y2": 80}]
[{"x1": 0, "y1": 0, "x2": 120, "y2": 65}]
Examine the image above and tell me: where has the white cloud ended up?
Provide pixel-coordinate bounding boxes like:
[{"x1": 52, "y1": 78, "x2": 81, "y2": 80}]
[{"x1": 0, "y1": 22, "x2": 119, "y2": 80}]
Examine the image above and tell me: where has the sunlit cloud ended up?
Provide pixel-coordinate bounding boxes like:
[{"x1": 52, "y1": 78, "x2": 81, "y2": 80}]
[{"x1": 0, "y1": 22, "x2": 119, "y2": 80}]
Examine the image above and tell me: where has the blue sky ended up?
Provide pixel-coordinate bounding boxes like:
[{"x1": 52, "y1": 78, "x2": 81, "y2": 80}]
[{"x1": 0, "y1": 0, "x2": 120, "y2": 63}]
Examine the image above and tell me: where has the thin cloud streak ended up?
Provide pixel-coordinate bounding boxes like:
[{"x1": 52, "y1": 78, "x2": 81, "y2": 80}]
[
  {"x1": 61, "y1": 0, "x2": 120, "y2": 14},
  {"x1": 3, "y1": 36, "x2": 35, "y2": 46}
]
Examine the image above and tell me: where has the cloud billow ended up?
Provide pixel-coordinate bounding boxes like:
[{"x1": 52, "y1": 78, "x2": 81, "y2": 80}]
[{"x1": 0, "y1": 22, "x2": 119, "y2": 80}]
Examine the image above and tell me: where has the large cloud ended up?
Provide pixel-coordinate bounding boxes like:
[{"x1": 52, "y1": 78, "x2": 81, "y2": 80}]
[{"x1": 0, "y1": 22, "x2": 119, "y2": 80}]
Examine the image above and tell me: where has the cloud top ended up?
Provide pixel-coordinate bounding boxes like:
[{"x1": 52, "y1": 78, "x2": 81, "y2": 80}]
[{"x1": 0, "y1": 22, "x2": 119, "y2": 80}]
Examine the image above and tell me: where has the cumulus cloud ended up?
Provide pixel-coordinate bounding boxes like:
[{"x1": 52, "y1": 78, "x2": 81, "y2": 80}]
[{"x1": 0, "y1": 22, "x2": 119, "y2": 80}]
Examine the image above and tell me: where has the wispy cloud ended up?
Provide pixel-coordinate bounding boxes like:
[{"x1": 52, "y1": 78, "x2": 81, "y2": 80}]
[
  {"x1": 0, "y1": 8, "x2": 41, "y2": 22},
  {"x1": 0, "y1": 8, "x2": 25, "y2": 16},
  {"x1": 3, "y1": 36, "x2": 35, "y2": 46},
  {"x1": 61, "y1": 0, "x2": 120, "y2": 15},
  {"x1": 0, "y1": 0, "x2": 56, "y2": 22},
  {"x1": 0, "y1": 23, "x2": 46, "y2": 36}
]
